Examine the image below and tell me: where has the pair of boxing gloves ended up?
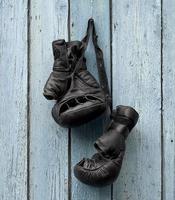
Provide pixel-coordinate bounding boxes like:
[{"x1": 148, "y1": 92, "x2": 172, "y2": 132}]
[
  {"x1": 43, "y1": 19, "x2": 139, "y2": 187},
  {"x1": 43, "y1": 43, "x2": 139, "y2": 187}
]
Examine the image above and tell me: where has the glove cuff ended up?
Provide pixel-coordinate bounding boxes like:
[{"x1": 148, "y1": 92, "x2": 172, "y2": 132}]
[
  {"x1": 111, "y1": 105, "x2": 139, "y2": 131},
  {"x1": 94, "y1": 124, "x2": 127, "y2": 159}
]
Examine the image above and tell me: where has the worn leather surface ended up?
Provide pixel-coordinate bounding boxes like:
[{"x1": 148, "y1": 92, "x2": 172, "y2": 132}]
[
  {"x1": 74, "y1": 105, "x2": 139, "y2": 186},
  {"x1": 43, "y1": 19, "x2": 111, "y2": 127}
]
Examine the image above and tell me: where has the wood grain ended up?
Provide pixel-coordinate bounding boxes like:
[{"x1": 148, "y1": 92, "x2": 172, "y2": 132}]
[
  {"x1": 112, "y1": 0, "x2": 162, "y2": 199},
  {"x1": 70, "y1": 0, "x2": 111, "y2": 199},
  {"x1": 162, "y1": 0, "x2": 175, "y2": 199},
  {"x1": 29, "y1": 0, "x2": 69, "y2": 199},
  {"x1": 1, "y1": 0, "x2": 175, "y2": 199},
  {"x1": 0, "y1": 0, "x2": 28, "y2": 199}
]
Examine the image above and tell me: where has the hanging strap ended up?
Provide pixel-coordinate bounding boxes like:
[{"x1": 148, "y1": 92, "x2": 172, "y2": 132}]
[{"x1": 79, "y1": 18, "x2": 111, "y2": 108}]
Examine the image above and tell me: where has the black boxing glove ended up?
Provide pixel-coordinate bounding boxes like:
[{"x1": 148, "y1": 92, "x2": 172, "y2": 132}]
[
  {"x1": 74, "y1": 105, "x2": 139, "y2": 187},
  {"x1": 43, "y1": 19, "x2": 111, "y2": 128}
]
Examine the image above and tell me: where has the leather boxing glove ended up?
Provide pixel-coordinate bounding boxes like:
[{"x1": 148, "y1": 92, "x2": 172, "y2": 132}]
[
  {"x1": 74, "y1": 105, "x2": 139, "y2": 187},
  {"x1": 43, "y1": 19, "x2": 111, "y2": 128}
]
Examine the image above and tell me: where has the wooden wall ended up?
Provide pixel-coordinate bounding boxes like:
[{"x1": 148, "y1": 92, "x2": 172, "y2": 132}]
[{"x1": 0, "y1": 0, "x2": 174, "y2": 199}]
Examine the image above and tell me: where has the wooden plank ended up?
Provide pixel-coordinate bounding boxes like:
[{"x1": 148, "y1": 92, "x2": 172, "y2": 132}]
[
  {"x1": 112, "y1": 1, "x2": 161, "y2": 199},
  {"x1": 0, "y1": 0, "x2": 28, "y2": 199},
  {"x1": 70, "y1": 0, "x2": 111, "y2": 199},
  {"x1": 29, "y1": 0, "x2": 69, "y2": 199},
  {"x1": 163, "y1": 1, "x2": 175, "y2": 199}
]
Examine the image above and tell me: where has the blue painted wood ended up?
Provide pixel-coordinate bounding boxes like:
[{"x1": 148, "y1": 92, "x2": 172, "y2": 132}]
[
  {"x1": 29, "y1": 0, "x2": 69, "y2": 199},
  {"x1": 70, "y1": 0, "x2": 111, "y2": 199},
  {"x1": 1, "y1": 0, "x2": 175, "y2": 199},
  {"x1": 112, "y1": 1, "x2": 162, "y2": 199},
  {"x1": 0, "y1": 0, "x2": 28, "y2": 199},
  {"x1": 163, "y1": 1, "x2": 175, "y2": 199}
]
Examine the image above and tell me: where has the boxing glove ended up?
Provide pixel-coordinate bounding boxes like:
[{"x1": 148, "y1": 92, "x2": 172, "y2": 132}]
[
  {"x1": 74, "y1": 105, "x2": 139, "y2": 187},
  {"x1": 44, "y1": 19, "x2": 111, "y2": 128}
]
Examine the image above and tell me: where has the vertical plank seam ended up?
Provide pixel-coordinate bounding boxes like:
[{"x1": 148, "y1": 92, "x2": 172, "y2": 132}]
[
  {"x1": 109, "y1": 0, "x2": 113, "y2": 108},
  {"x1": 27, "y1": 0, "x2": 31, "y2": 199},
  {"x1": 161, "y1": 0, "x2": 164, "y2": 199},
  {"x1": 68, "y1": 1, "x2": 72, "y2": 200},
  {"x1": 68, "y1": 128, "x2": 72, "y2": 200},
  {"x1": 68, "y1": 0, "x2": 71, "y2": 42},
  {"x1": 109, "y1": 0, "x2": 113, "y2": 199}
]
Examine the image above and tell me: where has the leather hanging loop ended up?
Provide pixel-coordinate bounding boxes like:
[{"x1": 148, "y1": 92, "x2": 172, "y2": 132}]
[
  {"x1": 91, "y1": 21, "x2": 111, "y2": 108},
  {"x1": 80, "y1": 18, "x2": 111, "y2": 109},
  {"x1": 81, "y1": 18, "x2": 94, "y2": 50}
]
